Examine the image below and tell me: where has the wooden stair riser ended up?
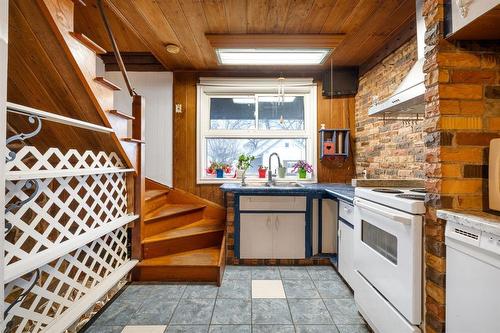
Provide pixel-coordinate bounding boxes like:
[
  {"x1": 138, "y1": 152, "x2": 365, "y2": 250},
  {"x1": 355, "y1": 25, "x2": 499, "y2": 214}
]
[
  {"x1": 144, "y1": 210, "x2": 205, "y2": 237},
  {"x1": 145, "y1": 194, "x2": 170, "y2": 214},
  {"x1": 107, "y1": 112, "x2": 129, "y2": 139},
  {"x1": 135, "y1": 265, "x2": 220, "y2": 283},
  {"x1": 143, "y1": 230, "x2": 223, "y2": 259}
]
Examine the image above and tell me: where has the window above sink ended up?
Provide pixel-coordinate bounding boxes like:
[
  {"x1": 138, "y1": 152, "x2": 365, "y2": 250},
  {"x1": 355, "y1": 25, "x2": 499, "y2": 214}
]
[{"x1": 197, "y1": 78, "x2": 317, "y2": 184}]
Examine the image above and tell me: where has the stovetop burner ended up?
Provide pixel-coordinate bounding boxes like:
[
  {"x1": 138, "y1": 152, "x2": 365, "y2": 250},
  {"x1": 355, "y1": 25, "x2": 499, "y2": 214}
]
[
  {"x1": 410, "y1": 188, "x2": 427, "y2": 193},
  {"x1": 372, "y1": 188, "x2": 404, "y2": 194},
  {"x1": 396, "y1": 194, "x2": 425, "y2": 201}
]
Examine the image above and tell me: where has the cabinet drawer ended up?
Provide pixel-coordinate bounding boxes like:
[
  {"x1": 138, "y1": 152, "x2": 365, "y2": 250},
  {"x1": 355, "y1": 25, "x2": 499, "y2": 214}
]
[
  {"x1": 339, "y1": 201, "x2": 354, "y2": 222},
  {"x1": 240, "y1": 196, "x2": 306, "y2": 211}
]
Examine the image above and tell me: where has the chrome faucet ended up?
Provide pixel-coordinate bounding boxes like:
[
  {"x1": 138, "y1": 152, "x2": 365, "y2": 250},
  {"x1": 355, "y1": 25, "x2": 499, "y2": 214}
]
[{"x1": 267, "y1": 152, "x2": 281, "y2": 186}]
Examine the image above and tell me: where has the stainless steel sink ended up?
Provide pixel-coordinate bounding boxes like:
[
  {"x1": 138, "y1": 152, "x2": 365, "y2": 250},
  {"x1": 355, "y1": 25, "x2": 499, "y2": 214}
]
[
  {"x1": 242, "y1": 182, "x2": 304, "y2": 188},
  {"x1": 272, "y1": 182, "x2": 304, "y2": 188}
]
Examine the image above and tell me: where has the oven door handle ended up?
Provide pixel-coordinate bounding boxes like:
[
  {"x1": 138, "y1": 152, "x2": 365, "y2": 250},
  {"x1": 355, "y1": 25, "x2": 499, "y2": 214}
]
[{"x1": 354, "y1": 199, "x2": 412, "y2": 225}]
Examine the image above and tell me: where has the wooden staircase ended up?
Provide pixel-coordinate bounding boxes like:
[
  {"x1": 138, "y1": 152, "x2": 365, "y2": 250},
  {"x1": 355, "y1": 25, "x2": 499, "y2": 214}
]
[
  {"x1": 135, "y1": 181, "x2": 226, "y2": 286},
  {"x1": 12, "y1": 0, "x2": 227, "y2": 286}
]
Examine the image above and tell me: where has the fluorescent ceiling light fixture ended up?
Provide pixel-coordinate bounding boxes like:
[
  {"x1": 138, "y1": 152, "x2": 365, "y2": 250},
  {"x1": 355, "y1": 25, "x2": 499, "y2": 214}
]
[{"x1": 216, "y1": 48, "x2": 332, "y2": 65}]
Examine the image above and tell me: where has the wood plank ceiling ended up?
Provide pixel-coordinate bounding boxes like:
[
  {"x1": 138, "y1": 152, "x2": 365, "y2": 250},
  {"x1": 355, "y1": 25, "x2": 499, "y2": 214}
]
[{"x1": 75, "y1": 0, "x2": 416, "y2": 71}]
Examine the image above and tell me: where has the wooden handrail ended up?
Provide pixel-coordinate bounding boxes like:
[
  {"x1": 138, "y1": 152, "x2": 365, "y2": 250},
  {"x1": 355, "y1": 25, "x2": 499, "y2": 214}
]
[{"x1": 96, "y1": 0, "x2": 136, "y2": 97}]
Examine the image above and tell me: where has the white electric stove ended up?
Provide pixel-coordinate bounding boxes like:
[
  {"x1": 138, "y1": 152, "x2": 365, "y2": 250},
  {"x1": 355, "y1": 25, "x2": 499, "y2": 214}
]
[{"x1": 353, "y1": 187, "x2": 425, "y2": 333}]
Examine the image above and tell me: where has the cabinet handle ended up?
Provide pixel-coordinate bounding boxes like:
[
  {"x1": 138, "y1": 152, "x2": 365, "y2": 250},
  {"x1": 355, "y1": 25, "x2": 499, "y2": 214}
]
[
  {"x1": 275, "y1": 216, "x2": 279, "y2": 231},
  {"x1": 266, "y1": 216, "x2": 271, "y2": 228}
]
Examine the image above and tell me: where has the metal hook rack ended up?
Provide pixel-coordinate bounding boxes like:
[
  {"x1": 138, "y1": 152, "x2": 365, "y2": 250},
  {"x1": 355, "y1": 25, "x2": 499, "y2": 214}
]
[{"x1": 378, "y1": 113, "x2": 423, "y2": 127}]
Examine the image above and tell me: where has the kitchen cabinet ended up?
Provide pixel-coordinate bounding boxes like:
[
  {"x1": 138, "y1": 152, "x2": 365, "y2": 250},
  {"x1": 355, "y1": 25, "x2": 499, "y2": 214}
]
[
  {"x1": 338, "y1": 201, "x2": 355, "y2": 288},
  {"x1": 240, "y1": 212, "x2": 305, "y2": 259}
]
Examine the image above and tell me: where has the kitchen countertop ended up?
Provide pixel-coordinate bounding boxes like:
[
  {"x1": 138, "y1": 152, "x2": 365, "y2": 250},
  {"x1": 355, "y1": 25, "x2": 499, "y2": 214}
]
[
  {"x1": 220, "y1": 182, "x2": 355, "y2": 203},
  {"x1": 437, "y1": 209, "x2": 500, "y2": 235}
]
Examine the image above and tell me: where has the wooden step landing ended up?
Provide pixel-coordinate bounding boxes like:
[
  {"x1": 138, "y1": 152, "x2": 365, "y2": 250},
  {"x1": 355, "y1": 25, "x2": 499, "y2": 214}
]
[
  {"x1": 145, "y1": 204, "x2": 206, "y2": 223},
  {"x1": 135, "y1": 246, "x2": 222, "y2": 283},
  {"x1": 94, "y1": 77, "x2": 121, "y2": 91},
  {"x1": 143, "y1": 219, "x2": 223, "y2": 244},
  {"x1": 69, "y1": 32, "x2": 106, "y2": 54},
  {"x1": 142, "y1": 219, "x2": 224, "y2": 258}
]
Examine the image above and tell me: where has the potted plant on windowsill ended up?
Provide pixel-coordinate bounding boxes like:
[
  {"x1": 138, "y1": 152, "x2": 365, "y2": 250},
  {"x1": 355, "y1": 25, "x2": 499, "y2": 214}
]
[
  {"x1": 237, "y1": 154, "x2": 255, "y2": 186},
  {"x1": 208, "y1": 161, "x2": 231, "y2": 178},
  {"x1": 258, "y1": 165, "x2": 268, "y2": 178},
  {"x1": 292, "y1": 160, "x2": 313, "y2": 179}
]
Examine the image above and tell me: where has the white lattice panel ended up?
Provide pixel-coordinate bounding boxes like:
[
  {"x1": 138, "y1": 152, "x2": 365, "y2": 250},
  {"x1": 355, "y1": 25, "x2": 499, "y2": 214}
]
[
  {"x1": 4, "y1": 227, "x2": 129, "y2": 333},
  {"x1": 6, "y1": 146, "x2": 124, "y2": 172},
  {"x1": 5, "y1": 172, "x2": 128, "y2": 267}
]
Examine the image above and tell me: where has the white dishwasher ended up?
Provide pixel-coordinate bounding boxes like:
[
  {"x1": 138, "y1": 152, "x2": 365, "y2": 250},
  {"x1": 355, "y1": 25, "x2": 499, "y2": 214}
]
[{"x1": 445, "y1": 221, "x2": 500, "y2": 333}]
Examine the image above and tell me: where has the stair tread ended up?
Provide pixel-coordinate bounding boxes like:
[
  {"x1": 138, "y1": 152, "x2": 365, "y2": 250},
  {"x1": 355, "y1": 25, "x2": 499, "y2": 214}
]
[
  {"x1": 138, "y1": 247, "x2": 220, "y2": 267},
  {"x1": 108, "y1": 109, "x2": 135, "y2": 120},
  {"x1": 94, "y1": 76, "x2": 121, "y2": 91},
  {"x1": 69, "y1": 32, "x2": 106, "y2": 54},
  {"x1": 145, "y1": 189, "x2": 169, "y2": 201},
  {"x1": 143, "y1": 219, "x2": 224, "y2": 244},
  {"x1": 145, "y1": 204, "x2": 206, "y2": 221}
]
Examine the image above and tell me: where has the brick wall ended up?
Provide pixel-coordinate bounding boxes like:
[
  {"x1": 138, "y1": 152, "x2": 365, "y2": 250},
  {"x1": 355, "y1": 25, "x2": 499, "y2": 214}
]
[
  {"x1": 355, "y1": 37, "x2": 426, "y2": 179},
  {"x1": 423, "y1": 1, "x2": 500, "y2": 332}
]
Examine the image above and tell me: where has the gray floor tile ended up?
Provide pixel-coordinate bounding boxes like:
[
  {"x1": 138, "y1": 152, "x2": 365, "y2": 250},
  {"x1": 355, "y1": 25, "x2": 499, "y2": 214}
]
[
  {"x1": 128, "y1": 297, "x2": 178, "y2": 325},
  {"x1": 212, "y1": 299, "x2": 251, "y2": 324},
  {"x1": 288, "y1": 299, "x2": 333, "y2": 325},
  {"x1": 282, "y1": 279, "x2": 320, "y2": 298},
  {"x1": 223, "y1": 266, "x2": 252, "y2": 280},
  {"x1": 336, "y1": 325, "x2": 370, "y2": 333},
  {"x1": 92, "y1": 298, "x2": 138, "y2": 326},
  {"x1": 147, "y1": 284, "x2": 187, "y2": 299},
  {"x1": 296, "y1": 324, "x2": 340, "y2": 333},
  {"x1": 279, "y1": 266, "x2": 311, "y2": 280},
  {"x1": 314, "y1": 280, "x2": 352, "y2": 299},
  {"x1": 183, "y1": 284, "x2": 218, "y2": 299},
  {"x1": 117, "y1": 284, "x2": 155, "y2": 300},
  {"x1": 170, "y1": 299, "x2": 215, "y2": 325},
  {"x1": 84, "y1": 326, "x2": 124, "y2": 333},
  {"x1": 252, "y1": 324, "x2": 295, "y2": 333},
  {"x1": 209, "y1": 325, "x2": 251, "y2": 333},
  {"x1": 218, "y1": 279, "x2": 251, "y2": 299},
  {"x1": 324, "y1": 299, "x2": 365, "y2": 325},
  {"x1": 251, "y1": 267, "x2": 281, "y2": 280},
  {"x1": 252, "y1": 299, "x2": 293, "y2": 325},
  {"x1": 166, "y1": 325, "x2": 209, "y2": 333},
  {"x1": 307, "y1": 267, "x2": 342, "y2": 281}
]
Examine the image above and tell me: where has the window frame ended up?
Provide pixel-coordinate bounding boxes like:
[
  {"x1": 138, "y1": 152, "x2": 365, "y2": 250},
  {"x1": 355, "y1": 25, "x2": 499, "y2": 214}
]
[{"x1": 196, "y1": 78, "x2": 317, "y2": 184}]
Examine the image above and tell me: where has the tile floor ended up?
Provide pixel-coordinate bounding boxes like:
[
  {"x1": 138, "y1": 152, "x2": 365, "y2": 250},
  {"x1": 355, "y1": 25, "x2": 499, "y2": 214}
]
[{"x1": 83, "y1": 266, "x2": 370, "y2": 333}]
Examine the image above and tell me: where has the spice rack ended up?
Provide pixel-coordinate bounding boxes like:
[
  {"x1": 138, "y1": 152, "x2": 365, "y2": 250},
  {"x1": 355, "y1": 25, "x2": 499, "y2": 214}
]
[{"x1": 319, "y1": 129, "x2": 350, "y2": 159}]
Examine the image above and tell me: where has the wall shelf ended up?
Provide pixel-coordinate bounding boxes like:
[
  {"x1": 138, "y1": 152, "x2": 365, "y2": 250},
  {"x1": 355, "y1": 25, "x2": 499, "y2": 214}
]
[{"x1": 319, "y1": 129, "x2": 350, "y2": 159}]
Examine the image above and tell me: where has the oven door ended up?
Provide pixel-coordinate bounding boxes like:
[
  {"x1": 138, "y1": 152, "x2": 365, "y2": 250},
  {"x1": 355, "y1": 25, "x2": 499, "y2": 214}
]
[{"x1": 353, "y1": 198, "x2": 422, "y2": 324}]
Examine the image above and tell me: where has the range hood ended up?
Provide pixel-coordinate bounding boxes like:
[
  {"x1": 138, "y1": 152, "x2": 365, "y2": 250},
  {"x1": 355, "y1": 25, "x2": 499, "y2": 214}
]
[{"x1": 368, "y1": 0, "x2": 425, "y2": 116}]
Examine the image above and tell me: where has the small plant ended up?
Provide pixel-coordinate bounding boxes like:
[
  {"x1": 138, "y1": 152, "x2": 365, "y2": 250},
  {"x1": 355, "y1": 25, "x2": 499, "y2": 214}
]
[
  {"x1": 258, "y1": 165, "x2": 268, "y2": 170},
  {"x1": 207, "y1": 161, "x2": 231, "y2": 176},
  {"x1": 237, "y1": 154, "x2": 255, "y2": 171},
  {"x1": 291, "y1": 160, "x2": 313, "y2": 173},
  {"x1": 292, "y1": 160, "x2": 313, "y2": 179}
]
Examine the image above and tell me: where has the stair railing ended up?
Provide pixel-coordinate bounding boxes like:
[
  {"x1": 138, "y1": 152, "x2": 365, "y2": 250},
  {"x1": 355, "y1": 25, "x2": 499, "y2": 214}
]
[
  {"x1": 4, "y1": 102, "x2": 139, "y2": 332},
  {"x1": 96, "y1": 0, "x2": 145, "y2": 261}
]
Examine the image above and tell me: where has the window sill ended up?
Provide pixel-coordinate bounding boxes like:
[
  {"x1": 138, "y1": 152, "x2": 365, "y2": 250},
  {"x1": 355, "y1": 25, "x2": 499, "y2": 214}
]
[{"x1": 197, "y1": 176, "x2": 317, "y2": 185}]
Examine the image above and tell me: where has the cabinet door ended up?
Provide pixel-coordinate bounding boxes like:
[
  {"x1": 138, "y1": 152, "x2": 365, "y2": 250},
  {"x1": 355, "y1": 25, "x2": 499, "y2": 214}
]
[
  {"x1": 240, "y1": 213, "x2": 273, "y2": 259},
  {"x1": 338, "y1": 220, "x2": 355, "y2": 287},
  {"x1": 273, "y1": 213, "x2": 305, "y2": 259}
]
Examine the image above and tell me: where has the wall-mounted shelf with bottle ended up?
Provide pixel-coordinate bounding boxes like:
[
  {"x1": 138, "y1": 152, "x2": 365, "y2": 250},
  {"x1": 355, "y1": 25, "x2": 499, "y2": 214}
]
[{"x1": 319, "y1": 129, "x2": 350, "y2": 159}]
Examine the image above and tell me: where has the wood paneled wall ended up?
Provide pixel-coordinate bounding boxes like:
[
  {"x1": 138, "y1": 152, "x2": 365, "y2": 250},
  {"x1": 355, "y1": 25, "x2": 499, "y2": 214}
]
[{"x1": 173, "y1": 72, "x2": 355, "y2": 205}]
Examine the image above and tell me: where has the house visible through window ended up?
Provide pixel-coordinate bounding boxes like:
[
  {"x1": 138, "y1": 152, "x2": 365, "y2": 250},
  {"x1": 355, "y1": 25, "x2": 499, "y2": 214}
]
[{"x1": 197, "y1": 78, "x2": 317, "y2": 183}]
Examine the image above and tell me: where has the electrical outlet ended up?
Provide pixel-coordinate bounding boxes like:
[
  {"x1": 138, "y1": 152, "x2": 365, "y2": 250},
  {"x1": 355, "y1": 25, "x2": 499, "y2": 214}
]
[{"x1": 175, "y1": 104, "x2": 182, "y2": 113}]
